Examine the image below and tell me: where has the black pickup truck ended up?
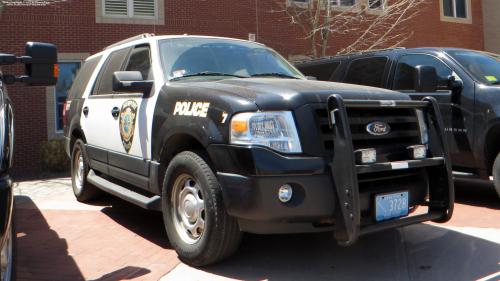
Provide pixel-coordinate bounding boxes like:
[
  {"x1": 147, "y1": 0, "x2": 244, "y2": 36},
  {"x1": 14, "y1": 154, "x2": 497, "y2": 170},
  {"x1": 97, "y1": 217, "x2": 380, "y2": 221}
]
[
  {"x1": 0, "y1": 42, "x2": 58, "y2": 281},
  {"x1": 63, "y1": 35, "x2": 453, "y2": 266},
  {"x1": 295, "y1": 47, "x2": 500, "y2": 197}
]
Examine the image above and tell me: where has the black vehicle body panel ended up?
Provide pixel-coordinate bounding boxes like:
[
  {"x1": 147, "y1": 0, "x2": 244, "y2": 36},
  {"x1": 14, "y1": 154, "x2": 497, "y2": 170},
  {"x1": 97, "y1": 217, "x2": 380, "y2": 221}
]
[{"x1": 296, "y1": 47, "x2": 497, "y2": 179}]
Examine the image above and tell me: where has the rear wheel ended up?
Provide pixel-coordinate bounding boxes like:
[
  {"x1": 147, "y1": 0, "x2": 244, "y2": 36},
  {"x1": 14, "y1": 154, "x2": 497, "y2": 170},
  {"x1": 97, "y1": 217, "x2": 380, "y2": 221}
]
[
  {"x1": 493, "y1": 153, "x2": 500, "y2": 198},
  {"x1": 71, "y1": 139, "x2": 102, "y2": 202},
  {"x1": 162, "y1": 151, "x2": 241, "y2": 266}
]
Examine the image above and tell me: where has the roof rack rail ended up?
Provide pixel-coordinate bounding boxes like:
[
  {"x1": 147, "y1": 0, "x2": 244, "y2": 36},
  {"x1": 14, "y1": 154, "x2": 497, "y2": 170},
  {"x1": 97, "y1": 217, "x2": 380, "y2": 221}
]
[
  {"x1": 103, "y1": 33, "x2": 155, "y2": 50},
  {"x1": 293, "y1": 47, "x2": 406, "y2": 64}
]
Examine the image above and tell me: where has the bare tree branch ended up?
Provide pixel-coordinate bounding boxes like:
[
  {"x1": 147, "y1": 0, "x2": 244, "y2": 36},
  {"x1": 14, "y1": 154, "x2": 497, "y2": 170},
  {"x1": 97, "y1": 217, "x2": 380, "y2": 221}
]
[{"x1": 273, "y1": 0, "x2": 427, "y2": 58}]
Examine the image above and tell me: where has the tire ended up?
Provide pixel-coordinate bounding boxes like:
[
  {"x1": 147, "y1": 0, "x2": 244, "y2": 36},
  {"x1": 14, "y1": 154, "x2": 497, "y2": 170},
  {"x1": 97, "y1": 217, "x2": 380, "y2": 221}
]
[
  {"x1": 71, "y1": 139, "x2": 102, "y2": 202},
  {"x1": 162, "y1": 150, "x2": 241, "y2": 266},
  {"x1": 492, "y1": 152, "x2": 500, "y2": 198},
  {"x1": 1, "y1": 206, "x2": 17, "y2": 281}
]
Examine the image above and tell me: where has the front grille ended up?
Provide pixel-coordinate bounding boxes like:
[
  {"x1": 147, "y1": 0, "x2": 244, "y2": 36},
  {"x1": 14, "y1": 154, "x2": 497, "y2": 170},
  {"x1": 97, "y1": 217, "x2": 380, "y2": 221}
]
[{"x1": 311, "y1": 104, "x2": 421, "y2": 161}]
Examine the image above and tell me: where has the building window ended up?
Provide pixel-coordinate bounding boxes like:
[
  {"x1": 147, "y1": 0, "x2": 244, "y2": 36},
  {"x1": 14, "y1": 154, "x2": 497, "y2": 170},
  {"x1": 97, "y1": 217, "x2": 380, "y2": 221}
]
[
  {"x1": 292, "y1": 0, "x2": 355, "y2": 6},
  {"x1": 369, "y1": 0, "x2": 383, "y2": 9},
  {"x1": 443, "y1": 0, "x2": 467, "y2": 19},
  {"x1": 55, "y1": 61, "x2": 81, "y2": 132},
  {"x1": 104, "y1": 0, "x2": 156, "y2": 18}
]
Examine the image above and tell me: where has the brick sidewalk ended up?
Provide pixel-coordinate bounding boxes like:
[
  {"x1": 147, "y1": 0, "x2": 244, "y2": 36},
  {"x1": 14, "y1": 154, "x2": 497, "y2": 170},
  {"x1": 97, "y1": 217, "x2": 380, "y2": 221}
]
[{"x1": 14, "y1": 178, "x2": 180, "y2": 281}]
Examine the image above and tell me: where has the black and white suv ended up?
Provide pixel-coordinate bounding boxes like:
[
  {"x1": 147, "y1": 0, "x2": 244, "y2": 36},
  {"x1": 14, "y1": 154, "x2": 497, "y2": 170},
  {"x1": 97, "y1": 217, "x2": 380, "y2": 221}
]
[{"x1": 63, "y1": 34, "x2": 454, "y2": 266}]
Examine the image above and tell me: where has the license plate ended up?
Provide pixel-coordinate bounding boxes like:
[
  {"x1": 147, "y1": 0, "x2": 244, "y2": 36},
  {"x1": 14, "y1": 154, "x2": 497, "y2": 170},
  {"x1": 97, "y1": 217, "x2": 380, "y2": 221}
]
[{"x1": 375, "y1": 191, "x2": 409, "y2": 221}]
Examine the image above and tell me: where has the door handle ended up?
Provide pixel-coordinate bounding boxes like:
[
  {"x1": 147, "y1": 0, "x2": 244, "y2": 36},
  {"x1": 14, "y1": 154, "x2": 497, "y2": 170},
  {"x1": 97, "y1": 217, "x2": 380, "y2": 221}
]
[
  {"x1": 83, "y1": 106, "x2": 89, "y2": 116},
  {"x1": 111, "y1": 107, "x2": 120, "y2": 117}
]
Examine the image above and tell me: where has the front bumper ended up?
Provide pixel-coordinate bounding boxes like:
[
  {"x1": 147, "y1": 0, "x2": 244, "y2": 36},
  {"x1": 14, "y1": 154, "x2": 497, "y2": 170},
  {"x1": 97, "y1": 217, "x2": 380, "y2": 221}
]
[{"x1": 209, "y1": 96, "x2": 453, "y2": 243}]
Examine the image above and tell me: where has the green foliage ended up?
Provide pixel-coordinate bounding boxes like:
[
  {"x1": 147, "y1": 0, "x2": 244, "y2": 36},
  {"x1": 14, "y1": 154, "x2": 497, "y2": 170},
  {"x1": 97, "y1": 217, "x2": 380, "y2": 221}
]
[{"x1": 39, "y1": 140, "x2": 70, "y2": 172}]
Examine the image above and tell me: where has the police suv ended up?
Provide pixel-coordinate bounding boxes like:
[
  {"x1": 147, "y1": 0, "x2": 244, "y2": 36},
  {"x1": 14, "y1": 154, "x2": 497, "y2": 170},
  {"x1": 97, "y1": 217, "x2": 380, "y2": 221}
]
[{"x1": 63, "y1": 34, "x2": 454, "y2": 266}]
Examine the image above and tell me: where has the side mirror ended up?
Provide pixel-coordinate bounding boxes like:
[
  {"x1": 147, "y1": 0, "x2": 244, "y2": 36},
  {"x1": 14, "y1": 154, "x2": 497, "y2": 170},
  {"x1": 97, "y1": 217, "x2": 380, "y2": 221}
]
[
  {"x1": 24, "y1": 42, "x2": 58, "y2": 86},
  {"x1": 1, "y1": 42, "x2": 58, "y2": 87},
  {"x1": 438, "y1": 75, "x2": 463, "y2": 91},
  {"x1": 414, "y1": 65, "x2": 438, "y2": 92},
  {"x1": 112, "y1": 71, "x2": 154, "y2": 96}
]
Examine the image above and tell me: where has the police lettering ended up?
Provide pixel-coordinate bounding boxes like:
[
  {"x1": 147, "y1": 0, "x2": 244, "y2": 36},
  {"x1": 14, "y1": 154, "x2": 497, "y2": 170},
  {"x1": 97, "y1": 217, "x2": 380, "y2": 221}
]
[{"x1": 174, "y1": 102, "x2": 210, "y2": 117}]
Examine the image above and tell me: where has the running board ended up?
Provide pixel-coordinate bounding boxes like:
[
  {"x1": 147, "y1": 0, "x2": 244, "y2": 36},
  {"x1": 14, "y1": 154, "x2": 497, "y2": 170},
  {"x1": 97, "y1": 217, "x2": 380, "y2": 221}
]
[{"x1": 87, "y1": 169, "x2": 162, "y2": 211}]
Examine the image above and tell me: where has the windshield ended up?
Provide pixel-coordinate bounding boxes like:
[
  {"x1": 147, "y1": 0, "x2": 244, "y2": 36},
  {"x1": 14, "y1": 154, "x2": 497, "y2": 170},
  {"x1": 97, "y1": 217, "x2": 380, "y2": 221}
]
[
  {"x1": 447, "y1": 51, "x2": 500, "y2": 85},
  {"x1": 159, "y1": 38, "x2": 305, "y2": 81}
]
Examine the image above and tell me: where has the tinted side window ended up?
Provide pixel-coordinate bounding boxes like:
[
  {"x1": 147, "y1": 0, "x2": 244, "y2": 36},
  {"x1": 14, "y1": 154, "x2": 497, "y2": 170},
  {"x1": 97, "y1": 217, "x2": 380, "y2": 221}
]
[
  {"x1": 393, "y1": 54, "x2": 453, "y2": 90},
  {"x1": 298, "y1": 62, "x2": 340, "y2": 81},
  {"x1": 67, "y1": 56, "x2": 102, "y2": 100},
  {"x1": 125, "y1": 45, "x2": 151, "y2": 80},
  {"x1": 343, "y1": 57, "x2": 388, "y2": 87},
  {"x1": 92, "y1": 47, "x2": 130, "y2": 95}
]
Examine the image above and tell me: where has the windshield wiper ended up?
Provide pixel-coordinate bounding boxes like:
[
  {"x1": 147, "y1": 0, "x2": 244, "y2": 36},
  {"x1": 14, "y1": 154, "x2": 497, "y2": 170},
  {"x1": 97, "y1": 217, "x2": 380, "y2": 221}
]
[
  {"x1": 251, "y1": 73, "x2": 300, "y2": 79},
  {"x1": 170, "y1": 71, "x2": 248, "y2": 81}
]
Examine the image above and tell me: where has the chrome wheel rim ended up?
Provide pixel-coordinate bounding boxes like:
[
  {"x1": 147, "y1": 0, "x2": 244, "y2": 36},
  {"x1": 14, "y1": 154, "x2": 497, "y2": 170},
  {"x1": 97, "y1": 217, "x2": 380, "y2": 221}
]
[
  {"x1": 74, "y1": 151, "x2": 84, "y2": 192},
  {"x1": 0, "y1": 219, "x2": 13, "y2": 281},
  {"x1": 172, "y1": 174, "x2": 205, "y2": 244}
]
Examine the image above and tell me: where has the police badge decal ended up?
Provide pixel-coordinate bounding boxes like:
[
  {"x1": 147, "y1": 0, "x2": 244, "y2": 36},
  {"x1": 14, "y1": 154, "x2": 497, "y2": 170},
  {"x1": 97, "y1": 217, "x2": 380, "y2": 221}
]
[{"x1": 119, "y1": 100, "x2": 138, "y2": 153}]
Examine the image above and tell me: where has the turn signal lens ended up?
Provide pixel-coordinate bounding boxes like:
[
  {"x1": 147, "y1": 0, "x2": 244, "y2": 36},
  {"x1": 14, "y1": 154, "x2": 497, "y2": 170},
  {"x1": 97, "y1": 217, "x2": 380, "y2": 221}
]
[
  {"x1": 54, "y1": 64, "x2": 59, "y2": 78},
  {"x1": 232, "y1": 121, "x2": 248, "y2": 131}
]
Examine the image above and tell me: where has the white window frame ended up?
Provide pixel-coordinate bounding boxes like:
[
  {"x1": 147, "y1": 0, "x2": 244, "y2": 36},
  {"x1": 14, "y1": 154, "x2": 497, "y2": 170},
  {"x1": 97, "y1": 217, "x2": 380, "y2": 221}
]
[
  {"x1": 439, "y1": 0, "x2": 471, "y2": 24},
  {"x1": 103, "y1": 0, "x2": 158, "y2": 19},
  {"x1": 442, "y1": 0, "x2": 468, "y2": 19}
]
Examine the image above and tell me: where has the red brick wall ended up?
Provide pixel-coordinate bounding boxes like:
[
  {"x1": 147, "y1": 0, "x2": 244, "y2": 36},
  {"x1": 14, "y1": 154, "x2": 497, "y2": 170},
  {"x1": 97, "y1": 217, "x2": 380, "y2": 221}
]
[{"x1": 0, "y1": 0, "x2": 484, "y2": 175}]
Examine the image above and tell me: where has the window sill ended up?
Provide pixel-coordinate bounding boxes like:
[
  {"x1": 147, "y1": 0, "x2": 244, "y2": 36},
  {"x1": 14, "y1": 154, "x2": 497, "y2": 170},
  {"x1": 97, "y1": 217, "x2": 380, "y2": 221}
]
[
  {"x1": 440, "y1": 16, "x2": 472, "y2": 24},
  {"x1": 97, "y1": 16, "x2": 164, "y2": 25},
  {"x1": 288, "y1": 1, "x2": 384, "y2": 14}
]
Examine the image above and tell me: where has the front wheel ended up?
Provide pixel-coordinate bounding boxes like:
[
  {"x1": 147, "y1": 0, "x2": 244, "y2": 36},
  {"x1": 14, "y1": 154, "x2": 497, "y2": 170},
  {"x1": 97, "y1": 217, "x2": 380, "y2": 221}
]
[
  {"x1": 162, "y1": 151, "x2": 241, "y2": 266},
  {"x1": 1, "y1": 207, "x2": 16, "y2": 281},
  {"x1": 71, "y1": 140, "x2": 102, "y2": 202},
  {"x1": 492, "y1": 152, "x2": 500, "y2": 198}
]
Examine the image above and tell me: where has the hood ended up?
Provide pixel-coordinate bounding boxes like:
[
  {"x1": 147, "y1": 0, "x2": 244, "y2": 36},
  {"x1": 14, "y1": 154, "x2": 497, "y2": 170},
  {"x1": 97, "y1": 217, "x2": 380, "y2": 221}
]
[{"x1": 174, "y1": 78, "x2": 410, "y2": 110}]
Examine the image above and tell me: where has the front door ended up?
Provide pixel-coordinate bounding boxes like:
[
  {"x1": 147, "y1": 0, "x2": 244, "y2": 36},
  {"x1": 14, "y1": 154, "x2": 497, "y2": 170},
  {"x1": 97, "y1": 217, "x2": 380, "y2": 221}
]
[
  {"x1": 106, "y1": 44, "x2": 153, "y2": 179},
  {"x1": 391, "y1": 53, "x2": 475, "y2": 168},
  {"x1": 81, "y1": 47, "x2": 130, "y2": 168}
]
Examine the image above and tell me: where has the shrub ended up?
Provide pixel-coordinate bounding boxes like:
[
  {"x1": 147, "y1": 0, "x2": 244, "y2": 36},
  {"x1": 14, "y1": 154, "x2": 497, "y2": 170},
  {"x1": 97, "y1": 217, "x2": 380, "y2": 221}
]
[{"x1": 39, "y1": 140, "x2": 70, "y2": 172}]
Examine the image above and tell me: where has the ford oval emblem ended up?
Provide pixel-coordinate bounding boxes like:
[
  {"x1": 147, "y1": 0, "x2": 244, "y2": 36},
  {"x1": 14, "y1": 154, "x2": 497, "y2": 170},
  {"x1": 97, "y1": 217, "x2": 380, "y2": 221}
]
[{"x1": 366, "y1": 122, "x2": 391, "y2": 136}]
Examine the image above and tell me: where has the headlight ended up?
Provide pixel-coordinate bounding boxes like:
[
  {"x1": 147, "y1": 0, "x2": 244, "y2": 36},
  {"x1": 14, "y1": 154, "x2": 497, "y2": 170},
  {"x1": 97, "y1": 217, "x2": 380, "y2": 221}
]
[
  {"x1": 416, "y1": 110, "x2": 428, "y2": 144},
  {"x1": 230, "y1": 111, "x2": 302, "y2": 153}
]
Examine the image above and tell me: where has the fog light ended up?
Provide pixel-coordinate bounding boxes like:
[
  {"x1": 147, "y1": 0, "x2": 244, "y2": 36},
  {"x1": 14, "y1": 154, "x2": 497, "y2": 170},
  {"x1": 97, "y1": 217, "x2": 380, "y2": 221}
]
[
  {"x1": 355, "y1": 149, "x2": 377, "y2": 164},
  {"x1": 407, "y1": 145, "x2": 427, "y2": 159},
  {"x1": 278, "y1": 184, "x2": 293, "y2": 203}
]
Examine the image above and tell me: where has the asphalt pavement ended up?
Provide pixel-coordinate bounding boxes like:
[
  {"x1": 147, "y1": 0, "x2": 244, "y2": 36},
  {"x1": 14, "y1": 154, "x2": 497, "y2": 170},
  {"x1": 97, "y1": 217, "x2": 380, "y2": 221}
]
[{"x1": 13, "y1": 177, "x2": 500, "y2": 281}]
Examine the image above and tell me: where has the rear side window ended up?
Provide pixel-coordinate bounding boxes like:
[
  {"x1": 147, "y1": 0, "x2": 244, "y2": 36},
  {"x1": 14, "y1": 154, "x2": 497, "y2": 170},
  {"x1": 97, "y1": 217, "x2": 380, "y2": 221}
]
[
  {"x1": 298, "y1": 62, "x2": 340, "y2": 81},
  {"x1": 343, "y1": 57, "x2": 388, "y2": 87},
  {"x1": 92, "y1": 47, "x2": 130, "y2": 95},
  {"x1": 67, "y1": 56, "x2": 102, "y2": 100},
  {"x1": 125, "y1": 45, "x2": 152, "y2": 80}
]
